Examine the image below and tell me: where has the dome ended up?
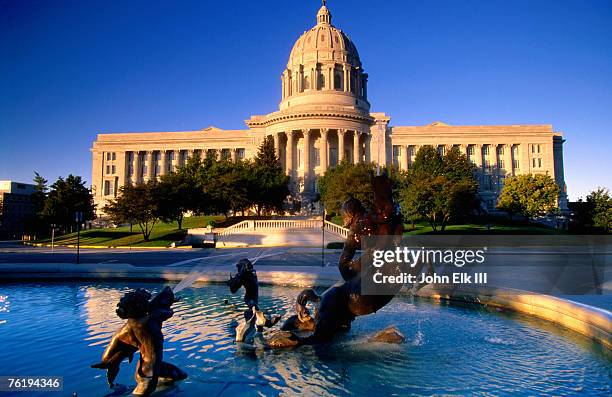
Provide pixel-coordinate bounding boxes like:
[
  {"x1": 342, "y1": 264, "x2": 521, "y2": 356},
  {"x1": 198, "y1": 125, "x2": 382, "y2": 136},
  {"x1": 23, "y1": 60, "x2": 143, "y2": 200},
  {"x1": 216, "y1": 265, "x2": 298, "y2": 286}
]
[
  {"x1": 287, "y1": 4, "x2": 361, "y2": 69},
  {"x1": 279, "y1": 2, "x2": 369, "y2": 112}
]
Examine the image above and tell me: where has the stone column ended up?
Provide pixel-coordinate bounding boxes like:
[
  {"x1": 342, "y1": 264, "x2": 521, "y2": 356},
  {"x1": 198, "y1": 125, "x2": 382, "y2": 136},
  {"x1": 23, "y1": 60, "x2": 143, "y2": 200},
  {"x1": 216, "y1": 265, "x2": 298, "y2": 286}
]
[
  {"x1": 473, "y1": 145, "x2": 483, "y2": 188},
  {"x1": 353, "y1": 131, "x2": 360, "y2": 164},
  {"x1": 320, "y1": 128, "x2": 329, "y2": 172},
  {"x1": 520, "y1": 144, "x2": 529, "y2": 173},
  {"x1": 303, "y1": 129, "x2": 312, "y2": 191},
  {"x1": 401, "y1": 145, "x2": 409, "y2": 171},
  {"x1": 327, "y1": 66, "x2": 333, "y2": 90},
  {"x1": 343, "y1": 65, "x2": 351, "y2": 92},
  {"x1": 364, "y1": 134, "x2": 371, "y2": 163},
  {"x1": 116, "y1": 151, "x2": 127, "y2": 187},
  {"x1": 503, "y1": 144, "x2": 513, "y2": 176},
  {"x1": 273, "y1": 133, "x2": 280, "y2": 160},
  {"x1": 160, "y1": 151, "x2": 168, "y2": 176},
  {"x1": 286, "y1": 131, "x2": 295, "y2": 176},
  {"x1": 146, "y1": 151, "x2": 154, "y2": 181},
  {"x1": 132, "y1": 151, "x2": 140, "y2": 183},
  {"x1": 231, "y1": 148, "x2": 237, "y2": 162},
  {"x1": 338, "y1": 129, "x2": 346, "y2": 162}
]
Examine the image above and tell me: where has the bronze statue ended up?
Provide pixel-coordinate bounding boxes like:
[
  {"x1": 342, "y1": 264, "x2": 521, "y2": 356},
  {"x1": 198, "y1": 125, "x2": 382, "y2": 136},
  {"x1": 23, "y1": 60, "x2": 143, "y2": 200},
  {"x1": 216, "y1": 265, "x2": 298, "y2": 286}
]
[
  {"x1": 91, "y1": 286, "x2": 187, "y2": 396},
  {"x1": 280, "y1": 288, "x2": 320, "y2": 332},
  {"x1": 276, "y1": 171, "x2": 405, "y2": 345},
  {"x1": 229, "y1": 258, "x2": 281, "y2": 342}
]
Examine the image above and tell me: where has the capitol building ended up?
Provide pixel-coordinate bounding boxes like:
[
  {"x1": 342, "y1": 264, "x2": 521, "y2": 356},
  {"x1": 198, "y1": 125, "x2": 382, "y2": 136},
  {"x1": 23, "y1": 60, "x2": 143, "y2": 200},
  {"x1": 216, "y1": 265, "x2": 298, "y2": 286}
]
[{"x1": 91, "y1": 2, "x2": 568, "y2": 214}]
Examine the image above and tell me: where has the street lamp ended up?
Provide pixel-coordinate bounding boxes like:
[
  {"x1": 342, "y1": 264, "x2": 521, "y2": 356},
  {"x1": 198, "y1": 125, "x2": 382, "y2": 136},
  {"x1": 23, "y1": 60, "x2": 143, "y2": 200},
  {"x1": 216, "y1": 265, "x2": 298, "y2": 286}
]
[
  {"x1": 75, "y1": 211, "x2": 83, "y2": 264},
  {"x1": 50, "y1": 224, "x2": 56, "y2": 253}
]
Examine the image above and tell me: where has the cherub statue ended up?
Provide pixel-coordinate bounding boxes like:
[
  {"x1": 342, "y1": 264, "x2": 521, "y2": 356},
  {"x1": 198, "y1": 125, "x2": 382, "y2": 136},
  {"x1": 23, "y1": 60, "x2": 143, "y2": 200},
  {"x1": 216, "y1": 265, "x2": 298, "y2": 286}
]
[
  {"x1": 91, "y1": 286, "x2": 187, "y2": 396},
  {"x1": 228, "y1": 258, "x2": 281, "y2": 341}
]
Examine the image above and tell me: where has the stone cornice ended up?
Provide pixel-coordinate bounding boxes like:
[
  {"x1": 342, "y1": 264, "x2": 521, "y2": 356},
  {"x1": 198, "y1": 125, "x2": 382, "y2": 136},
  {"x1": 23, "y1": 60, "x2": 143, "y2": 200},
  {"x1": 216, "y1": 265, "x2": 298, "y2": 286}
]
[{"x1": 245, "y1": 109, "x2": 374, "y2": 128}]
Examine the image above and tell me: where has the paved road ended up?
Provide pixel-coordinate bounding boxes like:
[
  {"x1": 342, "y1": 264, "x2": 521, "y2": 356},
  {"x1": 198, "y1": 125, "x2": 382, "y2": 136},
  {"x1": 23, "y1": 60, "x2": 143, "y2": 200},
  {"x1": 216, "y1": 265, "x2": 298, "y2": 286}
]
[{"x1": 0, "y1": 242, "x2": 340, "y2": 267}]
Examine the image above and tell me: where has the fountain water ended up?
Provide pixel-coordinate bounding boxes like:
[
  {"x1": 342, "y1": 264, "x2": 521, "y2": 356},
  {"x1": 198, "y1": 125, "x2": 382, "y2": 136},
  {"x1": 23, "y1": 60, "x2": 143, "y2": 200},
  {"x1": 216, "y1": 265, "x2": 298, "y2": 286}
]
[{"x1": 172, "y1": 250, "x2": 285, "y2": 293}]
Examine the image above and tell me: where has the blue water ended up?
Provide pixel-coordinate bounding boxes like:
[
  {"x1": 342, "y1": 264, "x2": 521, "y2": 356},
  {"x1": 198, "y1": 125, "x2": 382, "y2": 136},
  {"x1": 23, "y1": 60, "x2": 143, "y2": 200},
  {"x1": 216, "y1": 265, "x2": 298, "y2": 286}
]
[{"x1": 0, "y1": 282, "x2": 610, "y2": 396}]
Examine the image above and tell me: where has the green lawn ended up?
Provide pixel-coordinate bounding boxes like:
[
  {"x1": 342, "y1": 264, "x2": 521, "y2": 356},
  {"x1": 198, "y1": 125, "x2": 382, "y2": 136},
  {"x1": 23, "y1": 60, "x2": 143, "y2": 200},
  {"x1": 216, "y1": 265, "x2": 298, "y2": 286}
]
[
  {"x1": 330, "y1": 215, "x2": 562, "y2": 235},
  {"x1": 39, "y1": 215, "x2": 225, "y2": 247},
  {"x1": 402, "y1": 220, "x2": 562, "y2": 235}
]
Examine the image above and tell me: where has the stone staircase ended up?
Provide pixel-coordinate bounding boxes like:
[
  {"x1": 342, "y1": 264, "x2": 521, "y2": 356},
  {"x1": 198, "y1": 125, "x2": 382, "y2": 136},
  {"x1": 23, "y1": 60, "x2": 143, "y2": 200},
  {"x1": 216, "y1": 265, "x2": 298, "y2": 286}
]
[{"x1": 188, "y1": 219, "x2": 349, "y2": 248}]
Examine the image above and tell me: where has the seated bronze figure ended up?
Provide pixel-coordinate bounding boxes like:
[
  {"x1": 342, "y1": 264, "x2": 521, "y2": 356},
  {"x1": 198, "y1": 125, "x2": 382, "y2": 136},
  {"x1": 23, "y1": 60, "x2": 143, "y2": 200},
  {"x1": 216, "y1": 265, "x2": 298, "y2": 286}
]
[{"x1": 91, "y1": 286, "x2": 187, "y2": 396}]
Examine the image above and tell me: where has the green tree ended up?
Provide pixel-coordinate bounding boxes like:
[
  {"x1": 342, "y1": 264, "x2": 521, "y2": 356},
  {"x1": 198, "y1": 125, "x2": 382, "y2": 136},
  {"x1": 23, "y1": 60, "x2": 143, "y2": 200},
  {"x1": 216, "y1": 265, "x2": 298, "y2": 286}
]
[
  {"x1": 42, "y1": 175, "x2": 95, "y2": 233},
  {"x1": 103, "y1": 181, "x2": 160, "y2": 241},
  {"x1": 26, "y1": 172, "x2": 48, "y2": 236},
  {"x1": 157, "y1": 171, "x2": 193, "y2": 230},
  {"x1": 397, "y1": 146, "x2": 479, "y2": 232},
  {"x1": 247, "y1": 136, "x2": 290, "y2": 215},
  {"x1": 586, "y1": 188, "x2": 612, "y2": 232},
  {"x1": 318, "y1": 161, "x2": 377, "y2": 214},
  {"x1": 497, "y1": 174, "x2": 560, "y2": 218}
]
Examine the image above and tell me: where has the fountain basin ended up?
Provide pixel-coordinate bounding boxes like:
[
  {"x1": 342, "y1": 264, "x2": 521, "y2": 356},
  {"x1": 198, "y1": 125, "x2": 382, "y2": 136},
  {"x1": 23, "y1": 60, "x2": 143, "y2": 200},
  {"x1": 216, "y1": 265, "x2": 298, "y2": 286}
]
[{"x1": 0, "y1": 282, "x2": 609, "y2": 396}]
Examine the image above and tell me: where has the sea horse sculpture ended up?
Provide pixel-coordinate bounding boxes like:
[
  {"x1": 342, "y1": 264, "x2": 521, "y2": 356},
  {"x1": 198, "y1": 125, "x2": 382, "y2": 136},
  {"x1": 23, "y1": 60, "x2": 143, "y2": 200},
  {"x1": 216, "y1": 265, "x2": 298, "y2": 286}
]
[
  {"x1": 276, "y1": 171, "x2": 405, "y2": 345},
  {"x1": 91, "y1": 286, "x2": 187, "y2": 395}
]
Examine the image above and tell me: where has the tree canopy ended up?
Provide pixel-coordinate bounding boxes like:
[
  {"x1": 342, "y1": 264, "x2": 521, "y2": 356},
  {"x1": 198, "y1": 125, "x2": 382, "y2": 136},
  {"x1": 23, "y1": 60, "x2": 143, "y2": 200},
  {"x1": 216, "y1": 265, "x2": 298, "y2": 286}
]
[
  {"x1": 497, "y1": 174, "x2": 560, "y2": 218},
  {"x1": 42, "y1": 174, "x2": 95, "y2": 232},
  {"x1": 103, "y1": 180, "x2": 160, "y2": 241},
  {"x1": 318, "y1": 161, "x2": 378, "y2": 214},
  {"x1": 397, "y1": 146, "x2": 479, "y2": 232}
]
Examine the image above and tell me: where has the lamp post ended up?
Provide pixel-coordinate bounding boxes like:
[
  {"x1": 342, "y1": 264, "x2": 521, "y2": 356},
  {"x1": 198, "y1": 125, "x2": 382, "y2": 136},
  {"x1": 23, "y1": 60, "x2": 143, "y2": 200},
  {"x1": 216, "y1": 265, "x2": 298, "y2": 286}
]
[
  {"x1": 50, "y1": 224, "x2": 56, "y2": 253},
  {"x1": 75, "y1": 211, "x2": 83, "y2": 264},
  {"x1": 321, "y1": 209, "x2": 326, "y2": 268}
]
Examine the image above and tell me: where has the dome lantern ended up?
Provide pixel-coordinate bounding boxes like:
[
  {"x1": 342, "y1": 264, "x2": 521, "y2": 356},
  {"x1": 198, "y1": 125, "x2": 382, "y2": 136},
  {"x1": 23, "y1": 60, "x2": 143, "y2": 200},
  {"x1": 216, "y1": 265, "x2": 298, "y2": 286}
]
[{"x1": 317, "y1": 1, "x2": 331, "y2": 25}]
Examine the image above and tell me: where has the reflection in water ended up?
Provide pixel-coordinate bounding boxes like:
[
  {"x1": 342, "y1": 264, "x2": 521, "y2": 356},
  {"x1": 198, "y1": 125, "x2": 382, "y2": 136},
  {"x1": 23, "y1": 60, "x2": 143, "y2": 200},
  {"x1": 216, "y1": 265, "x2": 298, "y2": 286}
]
[{"x1": 0, "y1": 282, "x2": 610, "y2": 396}]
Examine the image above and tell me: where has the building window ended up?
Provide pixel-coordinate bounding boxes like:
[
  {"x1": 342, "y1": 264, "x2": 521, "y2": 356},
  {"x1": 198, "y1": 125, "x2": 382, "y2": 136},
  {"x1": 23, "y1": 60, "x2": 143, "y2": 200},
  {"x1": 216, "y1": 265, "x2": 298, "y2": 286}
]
[
  {"x1": 106, "y1": 165, "x2": 111, "y2": 174},
  {"x1": 437, "y1": 145, "x2": 445, "y2": 156},
  {"x1": 104, "y1": 180, "x2": 114, "y2": 196},
  {"x1": 498, "y1": 159, "x2": 504, "y2": 169},
  {"x1": 482, "y1": 145, "x2": 489, "y2": 156},
  {"x1": 298, "y1": 148, "x2": 303, "y2": 168},
  {"x1": 313, "y1": 148, "x2": 320, "y2": 167},
  {"x1": 318, "y1": 73, "x2": 325, "y2": 90},
  {"x1": 467, "y1": 145, "x2": 475, "y2": 156},
  {"x1": 392, "y1": 145, "x2": 400, "y2": 168},
  {"x1": 111, "y1": 165, "x2": 116, "y2": 174},
  {"x1": 236, "y1": 148, "x2": 246, "y2": 160},
  {"x1": 497, "y1": 146, "x2": 504, "y2": 156},
  {"x1": 303, "y1": 75, "x2": 310, "y2": 90},
  {"x1": 513, "y1": 159, "x2": 520, "y2": 169},
  {"x1": 106, "y1": 153, "x2": 111, "y2": 161},
  {"x1": 112, "y1": 152, "x2": 116, "y2": 160},
  {"x1": 221, "y1": 149, "x2": 231, "y2": 161}
]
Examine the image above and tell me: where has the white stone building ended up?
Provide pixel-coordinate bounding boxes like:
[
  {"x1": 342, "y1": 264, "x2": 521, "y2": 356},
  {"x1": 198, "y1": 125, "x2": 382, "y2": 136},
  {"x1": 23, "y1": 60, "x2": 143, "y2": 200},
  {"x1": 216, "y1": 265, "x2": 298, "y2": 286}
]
[{"x1": 91, "y1": 3, "x2": 568, "y2": 214}]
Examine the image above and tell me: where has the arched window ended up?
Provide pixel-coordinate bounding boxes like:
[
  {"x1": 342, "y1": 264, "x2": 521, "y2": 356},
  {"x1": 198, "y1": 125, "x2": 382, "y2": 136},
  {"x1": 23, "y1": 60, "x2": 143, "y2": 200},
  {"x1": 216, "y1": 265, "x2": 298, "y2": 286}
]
[
  {"x1": 318, "y1": 73, "x2": 325, "y2": 90},
  {"x1": 334, "y1": 72, "x2": 343, "y2": 90}
]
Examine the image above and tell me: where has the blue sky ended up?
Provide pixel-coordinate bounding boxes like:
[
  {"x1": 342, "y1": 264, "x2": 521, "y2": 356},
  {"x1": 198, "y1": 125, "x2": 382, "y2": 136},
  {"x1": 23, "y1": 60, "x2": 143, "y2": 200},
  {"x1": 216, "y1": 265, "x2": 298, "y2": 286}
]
[{"x1": 1, "y1": 0, "x2": 610, "y2": 200}]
